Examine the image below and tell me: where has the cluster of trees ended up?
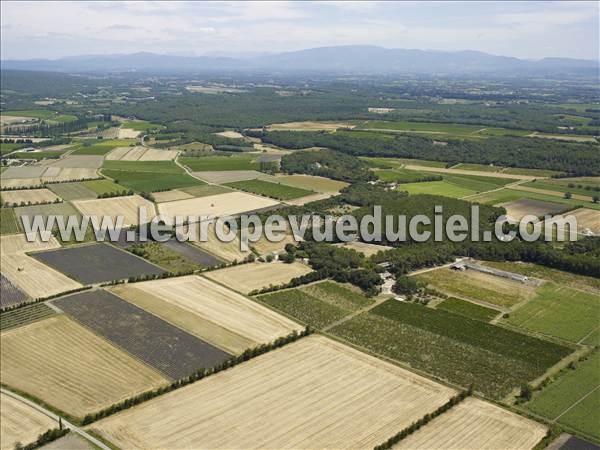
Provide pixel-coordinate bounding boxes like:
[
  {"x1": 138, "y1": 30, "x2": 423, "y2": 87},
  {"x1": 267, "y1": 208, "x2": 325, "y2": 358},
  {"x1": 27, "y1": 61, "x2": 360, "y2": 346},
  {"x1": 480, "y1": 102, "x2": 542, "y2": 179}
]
[
  {"x1": 255, "y1": 130, "x2": 600, "y2": 176},
  {"x1": 80, "y1": 328, "x2": 310, "y2": 425},
  {"x1": 97, "y1": 189, "x2": 134, "y2": 199},
  {"x1": 374, "y1": 387, "x2": 473, "y2": 450},
  {"x1": 14, "y1": 428, "x2": 70, "y2": 450},
  {"x1": 280, "y1": 149, "x2": 375, "y2": 182}
]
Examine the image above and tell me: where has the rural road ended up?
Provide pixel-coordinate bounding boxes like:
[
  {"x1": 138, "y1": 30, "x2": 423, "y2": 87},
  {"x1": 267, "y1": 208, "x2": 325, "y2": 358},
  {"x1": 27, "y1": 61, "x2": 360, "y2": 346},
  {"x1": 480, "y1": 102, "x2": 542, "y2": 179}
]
[{"x1": 0, "y1": 388, "x2": 111, "y2": 450}]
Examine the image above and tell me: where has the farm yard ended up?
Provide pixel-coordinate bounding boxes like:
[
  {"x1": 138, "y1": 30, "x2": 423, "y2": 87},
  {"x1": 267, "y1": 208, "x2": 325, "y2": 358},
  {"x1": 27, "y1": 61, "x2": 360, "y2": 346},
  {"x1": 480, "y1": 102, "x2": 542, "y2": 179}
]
[
  {"x1": 54, "y1": 290, "x2": 232, "y2": 379},
  {"x1": 205, "y1": 261, "x2": 312, "y2": 294},
  {"x1": 0, "y1": 234, "x2": 81, "y2": 299},
  {"x1": 524, "y1": 351, "x2": 600, "y2": 441},
  {"x1": 330, "y1": 300, "x2": 572, "y2": 399},
  {"x1": 0, "y1": 315, "x2": 167, "y2": 417},
  {"x1": 156, "y1": 191, "x2": 279, "y2": 222},
  {"x1": 72, "y1": 195, "x2": 156, "y2": 227},
  {"x1": 257, "y1": 281, "x2": 375, "y2": 328},
  {"x1": 414, "y1": 267, "x2": 537, "y2": 308},
  {"x1": 32, "y1": 243, "x2": 165, "y2": 284},
  {"x1": 395, "y1": 397, "x2": 547, "y2": 450},
  {"x1": 91, "y1": 336, "x2": 456, "y2": 449},
  {"x1": 225, "y1": 178, "x2": 314, "y2": 200},
  {"x1": 0, "y1": 188, "x2": 60, "y2": 206},
  {"x1": 1, "y1": 392, "x2": 57, "y2": 450},
  {"x1": 111, "y1": 275, "x2": 303, "y2": 354}
]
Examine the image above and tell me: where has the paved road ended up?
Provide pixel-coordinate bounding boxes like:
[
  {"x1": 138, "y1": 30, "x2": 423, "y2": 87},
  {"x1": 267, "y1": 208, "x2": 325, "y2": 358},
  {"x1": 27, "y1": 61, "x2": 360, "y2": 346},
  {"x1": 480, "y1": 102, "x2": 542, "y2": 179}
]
[{"x1": 0, "y1": 388, "x2": 111, "y2": 450}]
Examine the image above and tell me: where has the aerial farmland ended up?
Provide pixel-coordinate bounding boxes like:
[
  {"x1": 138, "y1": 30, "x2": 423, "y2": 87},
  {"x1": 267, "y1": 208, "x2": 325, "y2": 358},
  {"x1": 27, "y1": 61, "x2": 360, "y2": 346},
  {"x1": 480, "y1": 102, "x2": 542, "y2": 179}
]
[{"x1": 0, "y1": 6, "x2": 599, "y2": 449}]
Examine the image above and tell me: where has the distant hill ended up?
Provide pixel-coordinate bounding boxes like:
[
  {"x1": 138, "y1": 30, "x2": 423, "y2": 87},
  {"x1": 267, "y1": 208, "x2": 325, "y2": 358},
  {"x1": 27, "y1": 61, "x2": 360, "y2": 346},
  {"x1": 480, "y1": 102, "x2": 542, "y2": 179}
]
[{"x1": 2, "y1": 46, "x2": 597, "y2": 75}]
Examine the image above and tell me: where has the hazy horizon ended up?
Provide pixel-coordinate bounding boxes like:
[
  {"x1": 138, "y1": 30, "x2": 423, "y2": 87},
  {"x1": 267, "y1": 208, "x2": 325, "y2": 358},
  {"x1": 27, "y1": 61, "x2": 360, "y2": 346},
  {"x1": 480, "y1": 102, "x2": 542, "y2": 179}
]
[{"x1": 1, "y1": 1, "x2": 598, "y2": 61}]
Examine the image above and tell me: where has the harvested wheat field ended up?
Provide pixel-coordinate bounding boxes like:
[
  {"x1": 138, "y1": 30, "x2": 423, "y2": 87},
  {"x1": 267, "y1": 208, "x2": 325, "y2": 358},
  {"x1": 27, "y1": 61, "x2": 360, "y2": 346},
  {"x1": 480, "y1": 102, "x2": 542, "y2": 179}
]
[
  {"x1": 117, "y1": 127, "x2": 140, "y2": 139},
  {"x1": 92, "y1": 335, "x2": 455, "y2": 449},
  {"x1": 497, "y1": 198, "x2": 565, "y2": 221},
  {"x1": 157, "y1": 191, "x2": 279, "y2": 223},
  {"x1": 104, "y1": 146, "x2": 132, "y2": 161},
  {"x1": 0, "y1": 234, "x2": 81, "y2": 298},
  {"x1": 42, "y1": 168, "x2": 98, "y2": 183},
  {"x1": 0, "y1": 178, "x2": 43, "y2": 189},
  {"x1": 110, "y1": 275, "x2": 303, "y2": 354},
  {"x1": 152, "y1": 189, "x2": 194, "y2": 203},
  {"x1": 0, "y1": 188, "x2": 60, "y2": 206},
  {"x1": 568, "y1": 208, "x2": 600, "y2": 234},
  {"x1": 335, "y1": 241, "x2": 392, "y2": 257},
  {"x1": 395, "y1": 397, "x2": 546, "y2": 450},
  {"x1": 285, "y1": 192, "x2": 333, "y2": 205},
  {"x1": 117, "y1": 146, "x2": 146, "y2": 160},
  {"x1": 0, "y1": 315, "x2": 167, "y2": 417},
  {"x1": 73, "y1": 195, "x2": 156, "y2": 227},
  {"x1": 205, "y1": 261, "x2": 313, "y2": 294},
  {"x1": 276, "y1": 174, "x2": 349, "y2": 193},
  {"x1": 1, "y1": 392, "x2": 56, "y2": 450},
  {"x1": 138, "y1": 148, "x2": 178, "y2": 161},
  {"x1": 190, "y1": 221, "x2": 248, "y2": 262},
  {"x1": 268, "y1": 121, "x2": 354, "y2": 131}
]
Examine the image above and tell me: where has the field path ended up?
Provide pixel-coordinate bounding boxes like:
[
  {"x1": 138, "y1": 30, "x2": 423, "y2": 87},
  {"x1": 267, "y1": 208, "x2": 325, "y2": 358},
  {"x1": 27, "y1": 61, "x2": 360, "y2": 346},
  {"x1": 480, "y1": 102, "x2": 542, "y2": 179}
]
[
  {"x1": 460, "y1": 179, "x2": 528, "y2": 200},
  {"x1": 322, "y1": 295, "x2": 390, "y2": 332},
  {"x1": 552, "y1": 385, "x2": 600, "y2": 422},
  {"x1": 0, "y1": 387, "x2": 111, "y2": 450}
]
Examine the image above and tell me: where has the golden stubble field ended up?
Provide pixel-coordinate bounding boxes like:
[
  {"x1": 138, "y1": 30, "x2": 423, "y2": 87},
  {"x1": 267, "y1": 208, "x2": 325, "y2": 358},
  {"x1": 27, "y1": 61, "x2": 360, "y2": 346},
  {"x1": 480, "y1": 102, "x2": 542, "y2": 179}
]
[
  {"x1": 110, "y1": 275, "x2": 303, "y2": 354},
  {"x1": 0, "y1": 234, "x2": 81, "y2": 298},
  {"x1": 157, "y1": 191, "x2": 279, "y2": 223},
  {"x1": 0, "y1": 315, "x2": 167, "y2": 417},
  {"x1": 395, "y1": 397, "x2": 547, "y2": 450},
  {"x1": 0, "y1": 188, "x2": 61, "y2": 206},
  {"x1": 72, "y1": 195, "x2": 156, "y2": 227},
  {"x1": 91, "y1": 335, "x2": 456, "y2": 449},
  {"x1": 205, "y1": 261, "x2": 313, "y2": 294},
  {"x1": 1, "y1": 392, "x2": 56, "y2": 450},
  {"x1": 106, "y1": 146, "x2": 178, "y2": 161}
]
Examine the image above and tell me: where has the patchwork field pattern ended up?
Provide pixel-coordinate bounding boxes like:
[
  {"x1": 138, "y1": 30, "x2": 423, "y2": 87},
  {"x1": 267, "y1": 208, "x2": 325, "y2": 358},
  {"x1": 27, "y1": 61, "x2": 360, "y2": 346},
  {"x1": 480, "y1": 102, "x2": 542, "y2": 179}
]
[
  {"x1": 396, "y1": 397, "x2": 547, "y2": 450},
  {"x1": 525, "y1": 351, "x2": 600, "y2": 441},
  {"x1": 1, "y1": 188, "x2": 60, "y2": 206},
  {"x1": 33, "y1": 243, "x2": 165, "y2": 284},
  {"x1": 0, "y1": 315, "x2": 167, "y2": 417},
  {"x1": 0, "y1": 235, "x2": 81, "y2": 299},
  {"x1": 54, "y1": 290, "x2": 232, "y2": 379},
  {"x1": 330, "y1": 300, "x2": 572, "y2": 399},
  {"x1": 72, "y1": 195, "x2": 156, "y2": 227},
  {"x1": 157, "y1": 191, "x2": 279, "y2": 222},
  {"x1": 205, "y1": 262, "x2": 312, "y2": 294},
  {"x1": 91, "y1": 336, "x2": 456, "y2": 449},
  {"x1": 111, "y1": 275, "x2": 302, "y2": 354},
  {"x1": 1, "y1": 392, "x2": 57, "y2": 450}
]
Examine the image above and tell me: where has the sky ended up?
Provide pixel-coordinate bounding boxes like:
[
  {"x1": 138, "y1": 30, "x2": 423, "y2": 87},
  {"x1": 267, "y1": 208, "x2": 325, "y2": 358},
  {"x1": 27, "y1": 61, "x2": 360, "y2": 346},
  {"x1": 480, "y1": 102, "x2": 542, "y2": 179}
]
[{"x1": 1, "y1": 1, "x2": 598, "y2": 60}]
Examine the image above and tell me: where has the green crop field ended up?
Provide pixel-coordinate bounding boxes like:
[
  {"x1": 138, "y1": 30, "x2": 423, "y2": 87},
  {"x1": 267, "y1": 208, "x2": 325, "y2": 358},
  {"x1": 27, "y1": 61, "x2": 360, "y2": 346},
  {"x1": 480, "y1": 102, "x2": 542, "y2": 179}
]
[
  {"x1": 179, "y1": 184, "x2": 232, "y2": 197},
  {"x1": 257, "y1": 281, "x2": 372, "y2": 328},
  {"x1": 15, "y1": 202, "x2": 80, "y2": 225},
  {"x1": 443, "y1": 174, "x2": 517, "y2": 191},
  {"x1": 399, "y1": 180, "x2": 476, "y2": 198},
  {"x1": 225, "y1": 179, "x2": 313, "y2": 200},
  {"x1": 453, "y1": 163, "x2": 503, "y2": 172},
  {"x1": 0, "y1": 142, "x2": 30, "y2": 155},
  {"x1": 330, "y1": 300, "x2": 572, "y2": 399},
  {"x1": 467, "y1": 188, "x2": 600, "y2": 210},
  {"x1": 9, "y1": 151, "x2": 66, "y2": 160},
  {"x1": 102, "y1": 169, "x2": 204, "y2": 193},
  {"x1": 414, "y1": 268, "x2": 536, "y2": 308},
  {"x1": 526, "y1": 351, "x2": 600, "y2": 441},
  {"x1": 373, "y1": 168, "x2": 439, "y2": 183},
  {"x1": 524, "y1": 178, "x2": 600, "y2": 198},
  {"x1": 0, "y1": 208, "x2": 20, "y2": 235},
  {"x1": 102, "y1": 160, "x2": 183, "y2": 173},
  {"x1": 502, "y1": 167, "x2": 565, "y2": 177},
  {"x1": 505, "y1": 283, "x2": 600, "y2": 345},
  {"x1": 48, "y1": 182, "x2": 97, "y2": 201},
  {"x1": 83, "y1": 179, "x2": 129, "y2": 195},
  {"x1": 180, "y1": 155, "x2": 260, "y2": 171},
  {"x1": 72, "y1": 139, "x2": 134, "y2": 155},
  {"x1": 121, "y1": 121, "x2": 164, "y2": 132},
  {"x1": 355, "y1": 120, "x2": 531, "y2": 139},
  {"x1": 435, "y1": 298, "x2": 500, "y2": 322}
]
